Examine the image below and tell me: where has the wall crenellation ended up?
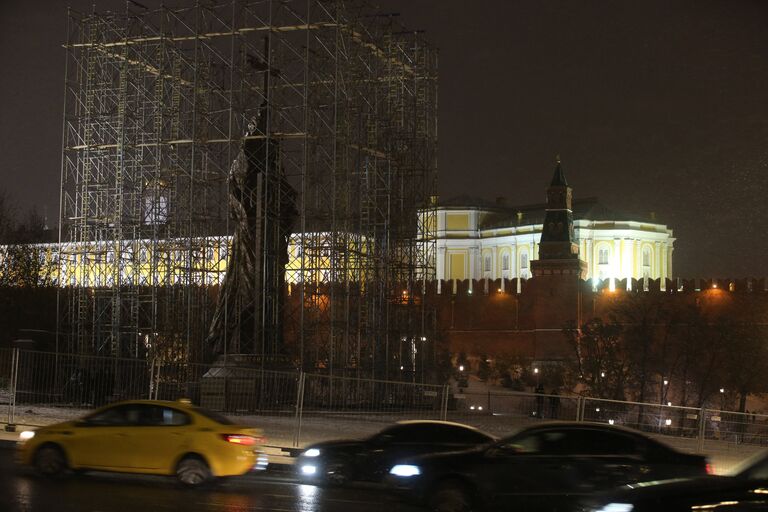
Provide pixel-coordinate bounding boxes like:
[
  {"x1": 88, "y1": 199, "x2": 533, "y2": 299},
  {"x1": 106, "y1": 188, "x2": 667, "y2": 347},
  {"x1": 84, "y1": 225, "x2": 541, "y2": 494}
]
[{"x1": 414, "y1": 277, "x2": 768, "y2": 298}]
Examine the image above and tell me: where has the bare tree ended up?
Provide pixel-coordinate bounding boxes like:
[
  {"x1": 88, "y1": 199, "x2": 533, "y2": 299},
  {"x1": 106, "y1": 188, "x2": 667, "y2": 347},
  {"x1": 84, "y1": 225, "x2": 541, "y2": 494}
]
[
  {"x1": 718, "y1": 296, "x2": 768, "y2": 413},
  {"x1": 567, "y1": 317, "x2": 631, "y2": 400},
  {"x1": 0, "y1": 193, "x2": 54, "y2": 288}
]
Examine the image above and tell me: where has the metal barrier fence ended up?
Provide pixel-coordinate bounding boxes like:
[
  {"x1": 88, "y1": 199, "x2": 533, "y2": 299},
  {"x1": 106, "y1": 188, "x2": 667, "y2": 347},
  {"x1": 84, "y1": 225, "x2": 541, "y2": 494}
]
[
  {"x1": 0, "y1": 348, "x2": 14, "y2": 428},
  {"x1": 151, "y1": 361, "x2": 300, "y2": 417},
  {"x1": 445, "y1": 389, "x2": 581, "y2": 437},
  {"x1": 3, "y1": 347, "x2": 768, "y2": 461}
]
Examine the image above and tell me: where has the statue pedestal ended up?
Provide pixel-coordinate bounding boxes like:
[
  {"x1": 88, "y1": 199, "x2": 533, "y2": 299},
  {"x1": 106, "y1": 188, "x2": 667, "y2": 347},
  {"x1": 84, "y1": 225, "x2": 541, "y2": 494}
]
[{"x1": 200, "y1": 354, "x2": 295, "y2": 412}]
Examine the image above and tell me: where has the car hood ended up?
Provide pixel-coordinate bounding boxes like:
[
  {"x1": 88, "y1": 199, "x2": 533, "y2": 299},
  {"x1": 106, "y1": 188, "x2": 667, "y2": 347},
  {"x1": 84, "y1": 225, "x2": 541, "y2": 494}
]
[
  {"x1": 42, "y1": 420, "x2": 77, "y2": 430},
  {"x1": 28, "y1": 420, "x2": 78, "y2": 435},
  {"x1": 589, "y1": 475, "x2": 741, "y2": 506},
  {"x1": 302, "y1": 439, "x2": 366, "y2": 452}
]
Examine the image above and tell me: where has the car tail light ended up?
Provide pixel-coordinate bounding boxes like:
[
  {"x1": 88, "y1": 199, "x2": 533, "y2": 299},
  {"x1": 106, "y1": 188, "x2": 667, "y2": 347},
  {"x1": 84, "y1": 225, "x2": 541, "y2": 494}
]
[
  {"x1": 222, "y1": 435, "x2": 264, "y2": 446},
  {"x1": 706, "y1": 463, "x2": 715, "y2": 475}
]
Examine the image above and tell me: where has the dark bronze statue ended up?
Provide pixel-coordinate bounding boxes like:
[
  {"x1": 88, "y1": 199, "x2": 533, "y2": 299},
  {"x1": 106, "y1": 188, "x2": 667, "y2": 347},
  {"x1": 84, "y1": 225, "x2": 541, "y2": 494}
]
[{"x1": 207, "y1": 99, "x2": 297, "y2": 358}]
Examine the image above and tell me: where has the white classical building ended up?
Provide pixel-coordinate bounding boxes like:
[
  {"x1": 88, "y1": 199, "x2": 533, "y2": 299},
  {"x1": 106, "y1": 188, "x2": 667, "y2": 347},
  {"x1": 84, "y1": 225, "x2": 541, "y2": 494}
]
[{"x1": 434, "y1": 196, "x2": 674, "y2": 283}]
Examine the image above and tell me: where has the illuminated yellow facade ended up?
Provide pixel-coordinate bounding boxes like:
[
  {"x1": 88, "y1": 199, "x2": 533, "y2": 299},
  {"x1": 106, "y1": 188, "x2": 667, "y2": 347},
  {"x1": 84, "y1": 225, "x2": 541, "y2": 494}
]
[
  {"x1": 433, "y1": 198, "x2": 675, "y2": 283},
  {"x1": 12, "y1": 233, "x2": 368, "y2": 287},
  {"x1": 50, "y1": 238, "x2": 231, "y2": 287},
  {"x1": 7, "y1": 198, "x2": 670, "y2": 288}
]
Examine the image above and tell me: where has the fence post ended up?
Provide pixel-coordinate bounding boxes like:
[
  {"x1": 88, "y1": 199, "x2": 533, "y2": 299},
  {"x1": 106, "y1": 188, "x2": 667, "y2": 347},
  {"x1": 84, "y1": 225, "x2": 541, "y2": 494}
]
[
  {"x1": 148, "y1": 358, "x2": 156, "y2": 400},
  {"x1": 575, "y1": 396, "x2": 582, "y2": 421},
  {"x1": 293, "y1": 372, "x2": 306, "y2": 448},
  {"x1": 697, "y1": 408, "x2": 706, "y2": 453},
  {"x1": 441, "y1": 384, "x2": 449, "y2": 421},
  {"x1": 5, "y1": 348, "x2": 19, "y2": 432}
]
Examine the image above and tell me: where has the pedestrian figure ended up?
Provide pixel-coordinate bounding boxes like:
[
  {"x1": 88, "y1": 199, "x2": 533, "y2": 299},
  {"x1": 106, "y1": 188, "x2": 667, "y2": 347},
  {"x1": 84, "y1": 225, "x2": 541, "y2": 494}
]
[
  {"x1": 535, "y1": 383, "x2": 545, "y2": 418},
  {"x1": 549, "y1": 388, "x2": 561, "y2": 419}
]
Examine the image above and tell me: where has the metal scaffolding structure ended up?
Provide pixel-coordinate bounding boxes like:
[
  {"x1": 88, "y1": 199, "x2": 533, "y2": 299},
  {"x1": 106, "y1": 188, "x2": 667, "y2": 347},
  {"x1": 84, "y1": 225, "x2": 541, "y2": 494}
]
[{"x1": 59, "y1": 0, "x2": 438, "y2": 380}]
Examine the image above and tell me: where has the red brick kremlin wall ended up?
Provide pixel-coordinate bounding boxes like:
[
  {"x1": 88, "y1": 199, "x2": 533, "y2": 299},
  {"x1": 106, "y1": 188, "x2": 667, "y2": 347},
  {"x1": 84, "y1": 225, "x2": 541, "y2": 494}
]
[{"x1": 421, "y1": 277, "x2": 768, "y2": 362}]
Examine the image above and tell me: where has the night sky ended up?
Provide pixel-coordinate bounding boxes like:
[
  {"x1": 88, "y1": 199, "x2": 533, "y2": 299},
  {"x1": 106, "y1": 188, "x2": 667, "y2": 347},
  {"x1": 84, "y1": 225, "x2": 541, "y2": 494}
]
[{"x1": 1, "y1": 1, "x2": 766, "y2": 277}]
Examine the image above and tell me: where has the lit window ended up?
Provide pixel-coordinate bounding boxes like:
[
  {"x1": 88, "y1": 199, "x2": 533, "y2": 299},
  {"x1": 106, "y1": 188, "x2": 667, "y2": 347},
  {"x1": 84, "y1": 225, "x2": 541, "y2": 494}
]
[
  {"x1": 643, "y1": 248, "x2": 651, "y2": 267},
  {"x1": 484, "y1": 255, "x2": 492, "y2": 272},
  {"x1": 598, "y1": 248, "x2": 609, "y2": 265},
  {"x1": 142, "y1": 179, "x2": 169, "y2": 225},
  {"x1": 520, "y1": 252, "x2": 528, "y2": 269},
  {"x1": 502, "y1": 253, "x2": 510, "y2": 271}
]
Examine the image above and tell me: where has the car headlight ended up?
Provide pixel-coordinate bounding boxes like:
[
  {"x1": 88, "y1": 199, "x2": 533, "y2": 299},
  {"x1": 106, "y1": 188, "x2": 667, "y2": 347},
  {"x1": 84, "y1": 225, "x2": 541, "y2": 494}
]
[
  {"x1": 594, "y1": 504, "x2": 634, "y2": 512},
  {"x1": 301, "y1": 464, "x2": 317, "y2": 475},
  {"x1": 19, "y1": 431, "x2": 35, "y2": 442},
  {"x1": 389, "y1": 464, "x2": 421, "y2": 477},
  {"x1": 303, "y1": 448, "x2": 320, "y2": 457}
]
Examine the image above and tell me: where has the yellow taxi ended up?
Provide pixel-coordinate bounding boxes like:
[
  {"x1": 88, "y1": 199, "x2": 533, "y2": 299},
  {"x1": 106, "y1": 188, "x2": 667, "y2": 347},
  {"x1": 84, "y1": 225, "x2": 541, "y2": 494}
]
[{"x1": 16, "y1": 399, "x2": 267, "y2": 485}]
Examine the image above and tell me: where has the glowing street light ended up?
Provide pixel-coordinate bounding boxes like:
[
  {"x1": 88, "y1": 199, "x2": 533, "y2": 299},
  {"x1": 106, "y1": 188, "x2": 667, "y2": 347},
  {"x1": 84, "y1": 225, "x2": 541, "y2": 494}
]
[
  {"x1": 459, "y1": 365, "x2": 465, "y2": 372},
  {"x1": 663, "y1": 379, "x2": 669, "y2": 386},
  {"x1": 720, "y1": 388, "x2": 725, "y2": 393},
  {"x1": 533, "y1": 368, "x2": 539, "y2": 374}
]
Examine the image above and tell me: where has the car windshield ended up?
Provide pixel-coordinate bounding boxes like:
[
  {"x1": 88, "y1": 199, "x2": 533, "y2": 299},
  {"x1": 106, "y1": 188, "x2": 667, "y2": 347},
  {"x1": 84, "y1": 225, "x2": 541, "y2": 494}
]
[{"x1": 192, "y1": 406, "x2": 234, "y2": 425}]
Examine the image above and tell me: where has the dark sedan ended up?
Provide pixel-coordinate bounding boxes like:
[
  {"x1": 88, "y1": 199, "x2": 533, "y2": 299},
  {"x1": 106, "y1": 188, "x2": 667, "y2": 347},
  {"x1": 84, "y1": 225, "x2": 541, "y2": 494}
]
[
  {"x1": 585, "y1": 450, "x2": 768, "y2": 512},
  {"x1": 387, "y1": 422, "x2": 709, "y2": 512},
  {"x1": 297, "y1": 420, "x2": 495, "y2": 486}
]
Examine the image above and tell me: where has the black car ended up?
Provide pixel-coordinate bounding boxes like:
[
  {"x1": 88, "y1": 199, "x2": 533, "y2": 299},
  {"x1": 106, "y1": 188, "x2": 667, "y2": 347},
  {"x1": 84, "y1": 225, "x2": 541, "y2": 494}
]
[
  {"x1": 585, "y1": 450, "x2": 768, "y2": 512},
  {"x1": 387, "y1": 422, "x2": 709, "y2": 512},
  {"x1": 296, "y1": 420, "x2": 495, "y2": 486}
]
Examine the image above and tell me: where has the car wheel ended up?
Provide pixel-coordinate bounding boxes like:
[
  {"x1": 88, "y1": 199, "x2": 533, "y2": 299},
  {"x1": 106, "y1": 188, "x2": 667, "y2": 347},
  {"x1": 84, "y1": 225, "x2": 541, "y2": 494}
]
[
  {"x1": 323, "y1": 459, "x2": 350, "y2": 486},
  {"x1": 429, "y1": 480, "x2": 475, "y2": 512},
  {"x1": 176, "y1": 456, "x2": 212, "y2": 487},
  {"x1": 34, "y1": 444, "x2": 69, "y2": 478}
]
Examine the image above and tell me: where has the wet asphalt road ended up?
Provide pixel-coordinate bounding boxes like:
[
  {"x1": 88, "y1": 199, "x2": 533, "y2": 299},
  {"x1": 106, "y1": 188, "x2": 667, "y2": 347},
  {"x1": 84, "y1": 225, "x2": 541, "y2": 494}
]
[{"x1": 0, "y1": 446, "x2": 424, "y2": 512}]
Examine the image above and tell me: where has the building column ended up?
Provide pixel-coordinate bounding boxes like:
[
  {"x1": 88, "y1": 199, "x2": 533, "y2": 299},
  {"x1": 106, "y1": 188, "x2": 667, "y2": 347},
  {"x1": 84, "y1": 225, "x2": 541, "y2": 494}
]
[
  {"x1": 510, "y1": 246, "x2": 517, "y2": 278},
  {"x1": 585, "y1": 238, "x2": 593, "y2": 279},
  {"x1": 437, "y1": 245, "x2": 447, "y2": 280},
  {"x1": 623, "y1": 239, "x2": 633, "y2": 282},
  {"x1": 668, "y1": 246, "x2": 674, "y2": 278},
  {"x1": 613, "y1": 239, "x2": 621, "y2": 277},
  {"x1": 654, "y1": 242, "x2": 661, "y2": 280},
  {"x1": 469, "y1": 246, "x2": 479, "y2": 280}
]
